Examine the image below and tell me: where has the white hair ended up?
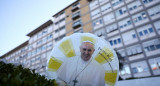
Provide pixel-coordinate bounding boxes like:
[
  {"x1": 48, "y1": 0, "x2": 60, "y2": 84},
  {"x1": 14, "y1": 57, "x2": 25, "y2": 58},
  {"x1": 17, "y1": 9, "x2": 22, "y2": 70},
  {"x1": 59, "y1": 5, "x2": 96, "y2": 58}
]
[
  {"x1": 82, "y1": 41, "x2": 94, "y2": 45},
  {"x1": 81, "y1": 41, "x2": 95, "y2": 49}
]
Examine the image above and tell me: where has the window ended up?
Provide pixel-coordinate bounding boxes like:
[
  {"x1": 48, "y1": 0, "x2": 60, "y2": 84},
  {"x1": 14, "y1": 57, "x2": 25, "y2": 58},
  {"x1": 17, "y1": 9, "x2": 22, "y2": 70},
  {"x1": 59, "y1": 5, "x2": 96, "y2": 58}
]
[
  {"x1": 137, "y1": 24, "x2": 154, "y2": 38},
  {"x1": 142, "y1": 12, "x2": 147, "y2": 19},
  {"x1": 109, "y1": 41, "x2": 113, "y2": 46},
  {"x1": 55, "y1": 29, "x2": 59, "y2": 33},
  {"x1": 37, "y1": 40, "x2": 42, "y2": 45},
  {"x1": 138, "y1": 16, "x2": 142, "y2": 21},
  {"x1": 72, "y1": 20, "x2": 82, "y2": 29},
  {"x1": 128, "y1": 1, "x2": 142, "y2": 12},
  {"x1": 117, "y1": 49, "x2": 126, "y2": 57},
  {"x1": 59, "y1": 26, "x2": 65, "y2": 31},
  {"x1": 112, "y1": 0, "x2": 124, "y2": 7},
  {"x1": 149, "y1": 57, "x2": 160, "y2": 71},
  {"x1": 48, "y1": 25, "x2": 53, "y2": 32},
  {"x1": 59, "y1": 11, "x2": 64, "y2": 16},
  {"x1": 144, "y1": 30, "x2": 148, "y2": 35},
  {"x1": 41, "y1": 53, "x2": 46, "y2": 60},
  {"x1": 122, "y1": 30, "x2": 137, "y2": 42},
  {"x1": 150, "y1": 45, "x2": 156, "y2": 50},
  {"x1": 47, "y1": 42, "x2": 53, "y2": 49},
  {"x1": 42, "y1": 37, "x2": 47, "y2": 44},
  {"x1": 120, "y1": 65, "x2": 131, "y2": 75},
  {"x1": 115, "y1": 6, "x2": 127, "y2": 17},
  {"x1": 55, "y1": 11, "x2": 65, "y2": 20},
  {"x1": 59, "y1": 18, "x2": 65, "y2": 23},
  {"x1": 55, "y1": 26, "x2": 65, "y2": 33},
  {"x1": 131, "y1": 61, "x2": 149, "y2": 74},
  {"x1": 28, "y1": 52, "x2": 32, "y2": 57},
  {"x1": 118, "y1": 38, "x2": 121, "y2": 43},
  {"x1": 89, "y1": 0, "x2": 98, "y2": 8},
  {"x1": 93, "y1": 18, "x2": 103, "y2": 27},
  {"x1": 156, "y1": 44, "x2": 160, "y2": 49},
  {"x1": 106, "y1": 23, "x2": 118, "y2": 33},
  {"x1": 114, "y1": 40, "x2": 117, "y2": 44},
  {"x1": 132, "y1": 12, "x2": 148, "y2": 23},
  {"x1": 118, "y1": 18, "x2": 132, "y2": 29},
  {"x1": 103, "y1": 13, "x2": 115, "y2": 22},
  {"x1": 91, "y1": 8, "x2": 100, "y2": 17},
  {"x1": 59, "y1": 34, "x2": 65, "y2": 40},
  {"x1": 149, "y1": 28, "x2": 154, "y2": 33},
  {"x1": 129, "y1": 8, "x2": 133, "y2": 11},
  {"x1": 132, "y1": 34, "x2": 136, "y2": 38},
  {"x1": 72, "y1": 11, "x2": 80, "y2": 20},
  {"x1": 35, "y1": 55, "x2": 41, "y2": 61},
  {"x1": 37, "y1": 32, "x2": 42, "y2": 39},
  {"x1": 55, "y1": 38, "x2": 59, "y2": 42},
  {"x1": 147, "y1": 5, "x2": 160, "y2": 17},
  {"x1": 37, "y1": 47, "x2": 42, "y2": 53},
  {"x1": 47, "y1": 34, "x2": 53, "y2": 40},
  {"x1": 143, "y1": 0, "x2": 154, "y2": 4},
  {"x1": 41, "y1": 45, "x2": 47, "y2": 51},
  {"x1": 28, "y1": 45, "x2": 33, "y2": 50},
  {"x1": 109, "y1": 37, "x2": 122, "y2": 46},
  {"x1": 72, "y1": 2, "x2": 79, "y2": 8},
  {"x1": 101, "y1": 3, "x2": 111, "y2": 12},
  {"x1": 126, "y1": 44, "x2": 142, "y2": 56},
  {"x1": 42, "y1": 29, "x2": 48, "y2": 36},
  {"x1": 147, "y1": 44, "x2": 160, "y2": 51},
  {"x1": 132, "y1": 67, "x2": 138, "y2": 73},
  {"x1": 55, "y1": 22, "x2": 58, "y2": 25},
  {"x1": 94, "y1": 29, "x2": 105, "y2": 37},
  {"x1": 139, "y1": 31, "x2": 143, "y2": 36},
  {"x1": 99, "y1": 0, "x2": 106, "y2": 4},
  {"x1": 46, "y1": 51, "x2": 51, "y2": 57},
  {"x1": 127, "y1": 20, "x2": 132, "y2": 25},
  {"x1": 143, "y1": 39, "x2": 160, "y2": 52},
  {"x1": 153, "y1": 20, "x2": 160, "y2": 31}
]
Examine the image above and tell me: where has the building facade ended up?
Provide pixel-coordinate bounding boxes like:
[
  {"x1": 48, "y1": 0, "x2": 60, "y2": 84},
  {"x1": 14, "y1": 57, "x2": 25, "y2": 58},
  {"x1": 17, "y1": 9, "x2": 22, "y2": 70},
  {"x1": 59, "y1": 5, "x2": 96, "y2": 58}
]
[{"x1": 1, "y1": 0, "x2": 160, "y2": 79}]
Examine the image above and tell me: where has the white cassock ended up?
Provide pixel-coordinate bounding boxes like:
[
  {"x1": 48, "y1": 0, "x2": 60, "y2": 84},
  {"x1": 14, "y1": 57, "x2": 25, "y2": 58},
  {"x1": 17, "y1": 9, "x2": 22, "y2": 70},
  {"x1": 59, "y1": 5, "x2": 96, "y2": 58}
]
[{"x1": 56, "y1": 56, "x2": 105, "y2": 86}]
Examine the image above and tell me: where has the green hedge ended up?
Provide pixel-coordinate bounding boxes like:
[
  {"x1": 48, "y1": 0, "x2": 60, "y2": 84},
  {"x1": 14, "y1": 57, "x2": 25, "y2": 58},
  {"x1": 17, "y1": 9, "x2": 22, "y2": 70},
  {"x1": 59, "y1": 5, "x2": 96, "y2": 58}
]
[{"x1": 0, "y1": 61, "x2": 56, "y2": 86}]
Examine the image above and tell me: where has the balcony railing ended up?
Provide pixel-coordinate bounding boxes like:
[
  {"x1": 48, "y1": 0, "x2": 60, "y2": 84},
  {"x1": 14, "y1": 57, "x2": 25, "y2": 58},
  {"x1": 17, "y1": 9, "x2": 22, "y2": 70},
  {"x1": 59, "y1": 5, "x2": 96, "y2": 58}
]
[
  {"x1": 72, "y1": 20, "x2": 82, "y2": 29},
  {"x1": 72, "y1": 6, "x2": 79, "y2": 12},
  {"x1": 72, "y1": 12, "x2": 80, "y2": 20}
]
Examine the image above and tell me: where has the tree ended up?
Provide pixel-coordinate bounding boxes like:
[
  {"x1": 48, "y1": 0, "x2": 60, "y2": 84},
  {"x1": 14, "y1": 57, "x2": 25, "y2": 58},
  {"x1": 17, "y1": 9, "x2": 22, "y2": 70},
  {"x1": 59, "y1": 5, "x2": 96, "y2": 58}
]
[
  {"x1": 0, "y1": 61, "x2": 56, "y2": 86},
  {"x1": 115, "y1": 51, "x2": 125, "y2": 80}
]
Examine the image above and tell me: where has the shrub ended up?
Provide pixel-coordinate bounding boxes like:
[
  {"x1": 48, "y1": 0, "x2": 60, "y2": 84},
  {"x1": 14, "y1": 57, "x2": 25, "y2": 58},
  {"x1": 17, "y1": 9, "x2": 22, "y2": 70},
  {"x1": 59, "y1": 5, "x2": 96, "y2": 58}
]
[{"x1": 0, "y1": 61, "x2": 56, "y2": 86}]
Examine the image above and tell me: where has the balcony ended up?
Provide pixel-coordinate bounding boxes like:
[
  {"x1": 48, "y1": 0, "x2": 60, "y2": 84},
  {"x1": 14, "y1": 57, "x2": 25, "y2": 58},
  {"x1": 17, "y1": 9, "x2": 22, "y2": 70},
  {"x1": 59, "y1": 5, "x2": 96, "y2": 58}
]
[
  {"x1": 72, "y1": 20, "x2": 82, "y2": 29},
  {"x1": 72, "y1": 6, "x2": 79, "y2": 12},
  {"x1": 87, "y1": 0, "x2": 92, "y2": 2},
  {"x1": 72, "y1": 12, "x2": 80, "y2": 20}
]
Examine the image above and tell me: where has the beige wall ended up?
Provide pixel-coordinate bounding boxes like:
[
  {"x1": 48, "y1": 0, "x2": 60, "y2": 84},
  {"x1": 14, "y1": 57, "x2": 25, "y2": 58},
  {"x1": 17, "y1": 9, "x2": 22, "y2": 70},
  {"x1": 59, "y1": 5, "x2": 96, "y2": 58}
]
[
  {"x1": 66, "y1": 22, "x2": 72, "y2": 32},
  {"x1": 81, "y1": 13, "x2": 91, "y2": 24},
  {"x1": 80, "y1": 5, "x2": 89, "y2": 15},
  {"x1": 65, "y1": 6, "x2": 72, "y2": 23},
  {"x1": 65, "y1": 6, "x2": 72, "y2": 16},
  {"x1": 66, "y1": 31, "x2": 74, "y2": 36},
  {"x1": 83, "y1": 23, "x2": 92, "y2": 32},
  {"x1": 80, "y1": 0, "x2": 88, "y2": 7}
]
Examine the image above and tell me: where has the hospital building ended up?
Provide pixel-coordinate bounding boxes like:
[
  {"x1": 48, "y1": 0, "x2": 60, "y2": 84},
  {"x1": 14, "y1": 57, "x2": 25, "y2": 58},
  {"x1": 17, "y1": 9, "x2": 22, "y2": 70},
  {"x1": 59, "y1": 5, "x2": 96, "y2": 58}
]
[{"x1": 1, "y1": 0, "x2": 160, "y2": 79}]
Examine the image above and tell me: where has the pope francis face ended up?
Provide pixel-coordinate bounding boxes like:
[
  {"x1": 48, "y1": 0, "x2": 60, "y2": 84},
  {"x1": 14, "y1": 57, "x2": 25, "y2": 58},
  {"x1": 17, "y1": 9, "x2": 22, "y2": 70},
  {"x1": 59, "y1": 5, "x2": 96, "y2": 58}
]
[{"x1": 80, "y1": 42, "x2": 95, "y2": 61}]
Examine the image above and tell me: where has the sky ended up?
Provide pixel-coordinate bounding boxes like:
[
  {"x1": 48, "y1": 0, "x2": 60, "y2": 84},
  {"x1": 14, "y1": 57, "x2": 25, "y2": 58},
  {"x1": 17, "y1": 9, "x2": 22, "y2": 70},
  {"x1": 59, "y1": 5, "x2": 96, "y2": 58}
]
[{"x1": 0, "y1": 0, "x2": 76, "y2": 56}]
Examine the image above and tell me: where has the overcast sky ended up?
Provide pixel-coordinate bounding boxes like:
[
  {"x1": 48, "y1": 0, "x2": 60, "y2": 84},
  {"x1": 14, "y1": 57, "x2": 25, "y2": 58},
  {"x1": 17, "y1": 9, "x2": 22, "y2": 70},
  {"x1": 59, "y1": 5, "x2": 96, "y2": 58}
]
[{"x1": 0, "y1": 0, "x2": 76, "y2": 56}]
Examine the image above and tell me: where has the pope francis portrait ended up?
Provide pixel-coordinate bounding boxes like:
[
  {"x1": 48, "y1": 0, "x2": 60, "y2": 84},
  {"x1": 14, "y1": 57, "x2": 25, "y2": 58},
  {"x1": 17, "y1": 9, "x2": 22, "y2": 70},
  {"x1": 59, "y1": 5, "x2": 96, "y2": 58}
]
[{"x1": 56, "y1": 41, "x2": 105, "y2": 86}]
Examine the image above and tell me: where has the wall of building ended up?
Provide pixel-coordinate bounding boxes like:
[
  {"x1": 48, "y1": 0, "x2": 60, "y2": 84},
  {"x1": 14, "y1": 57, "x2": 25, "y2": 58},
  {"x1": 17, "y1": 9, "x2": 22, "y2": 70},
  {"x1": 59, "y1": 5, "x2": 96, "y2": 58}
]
[{"x1": 2, "y1": 0, "x2": 160, "y2": 78}]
